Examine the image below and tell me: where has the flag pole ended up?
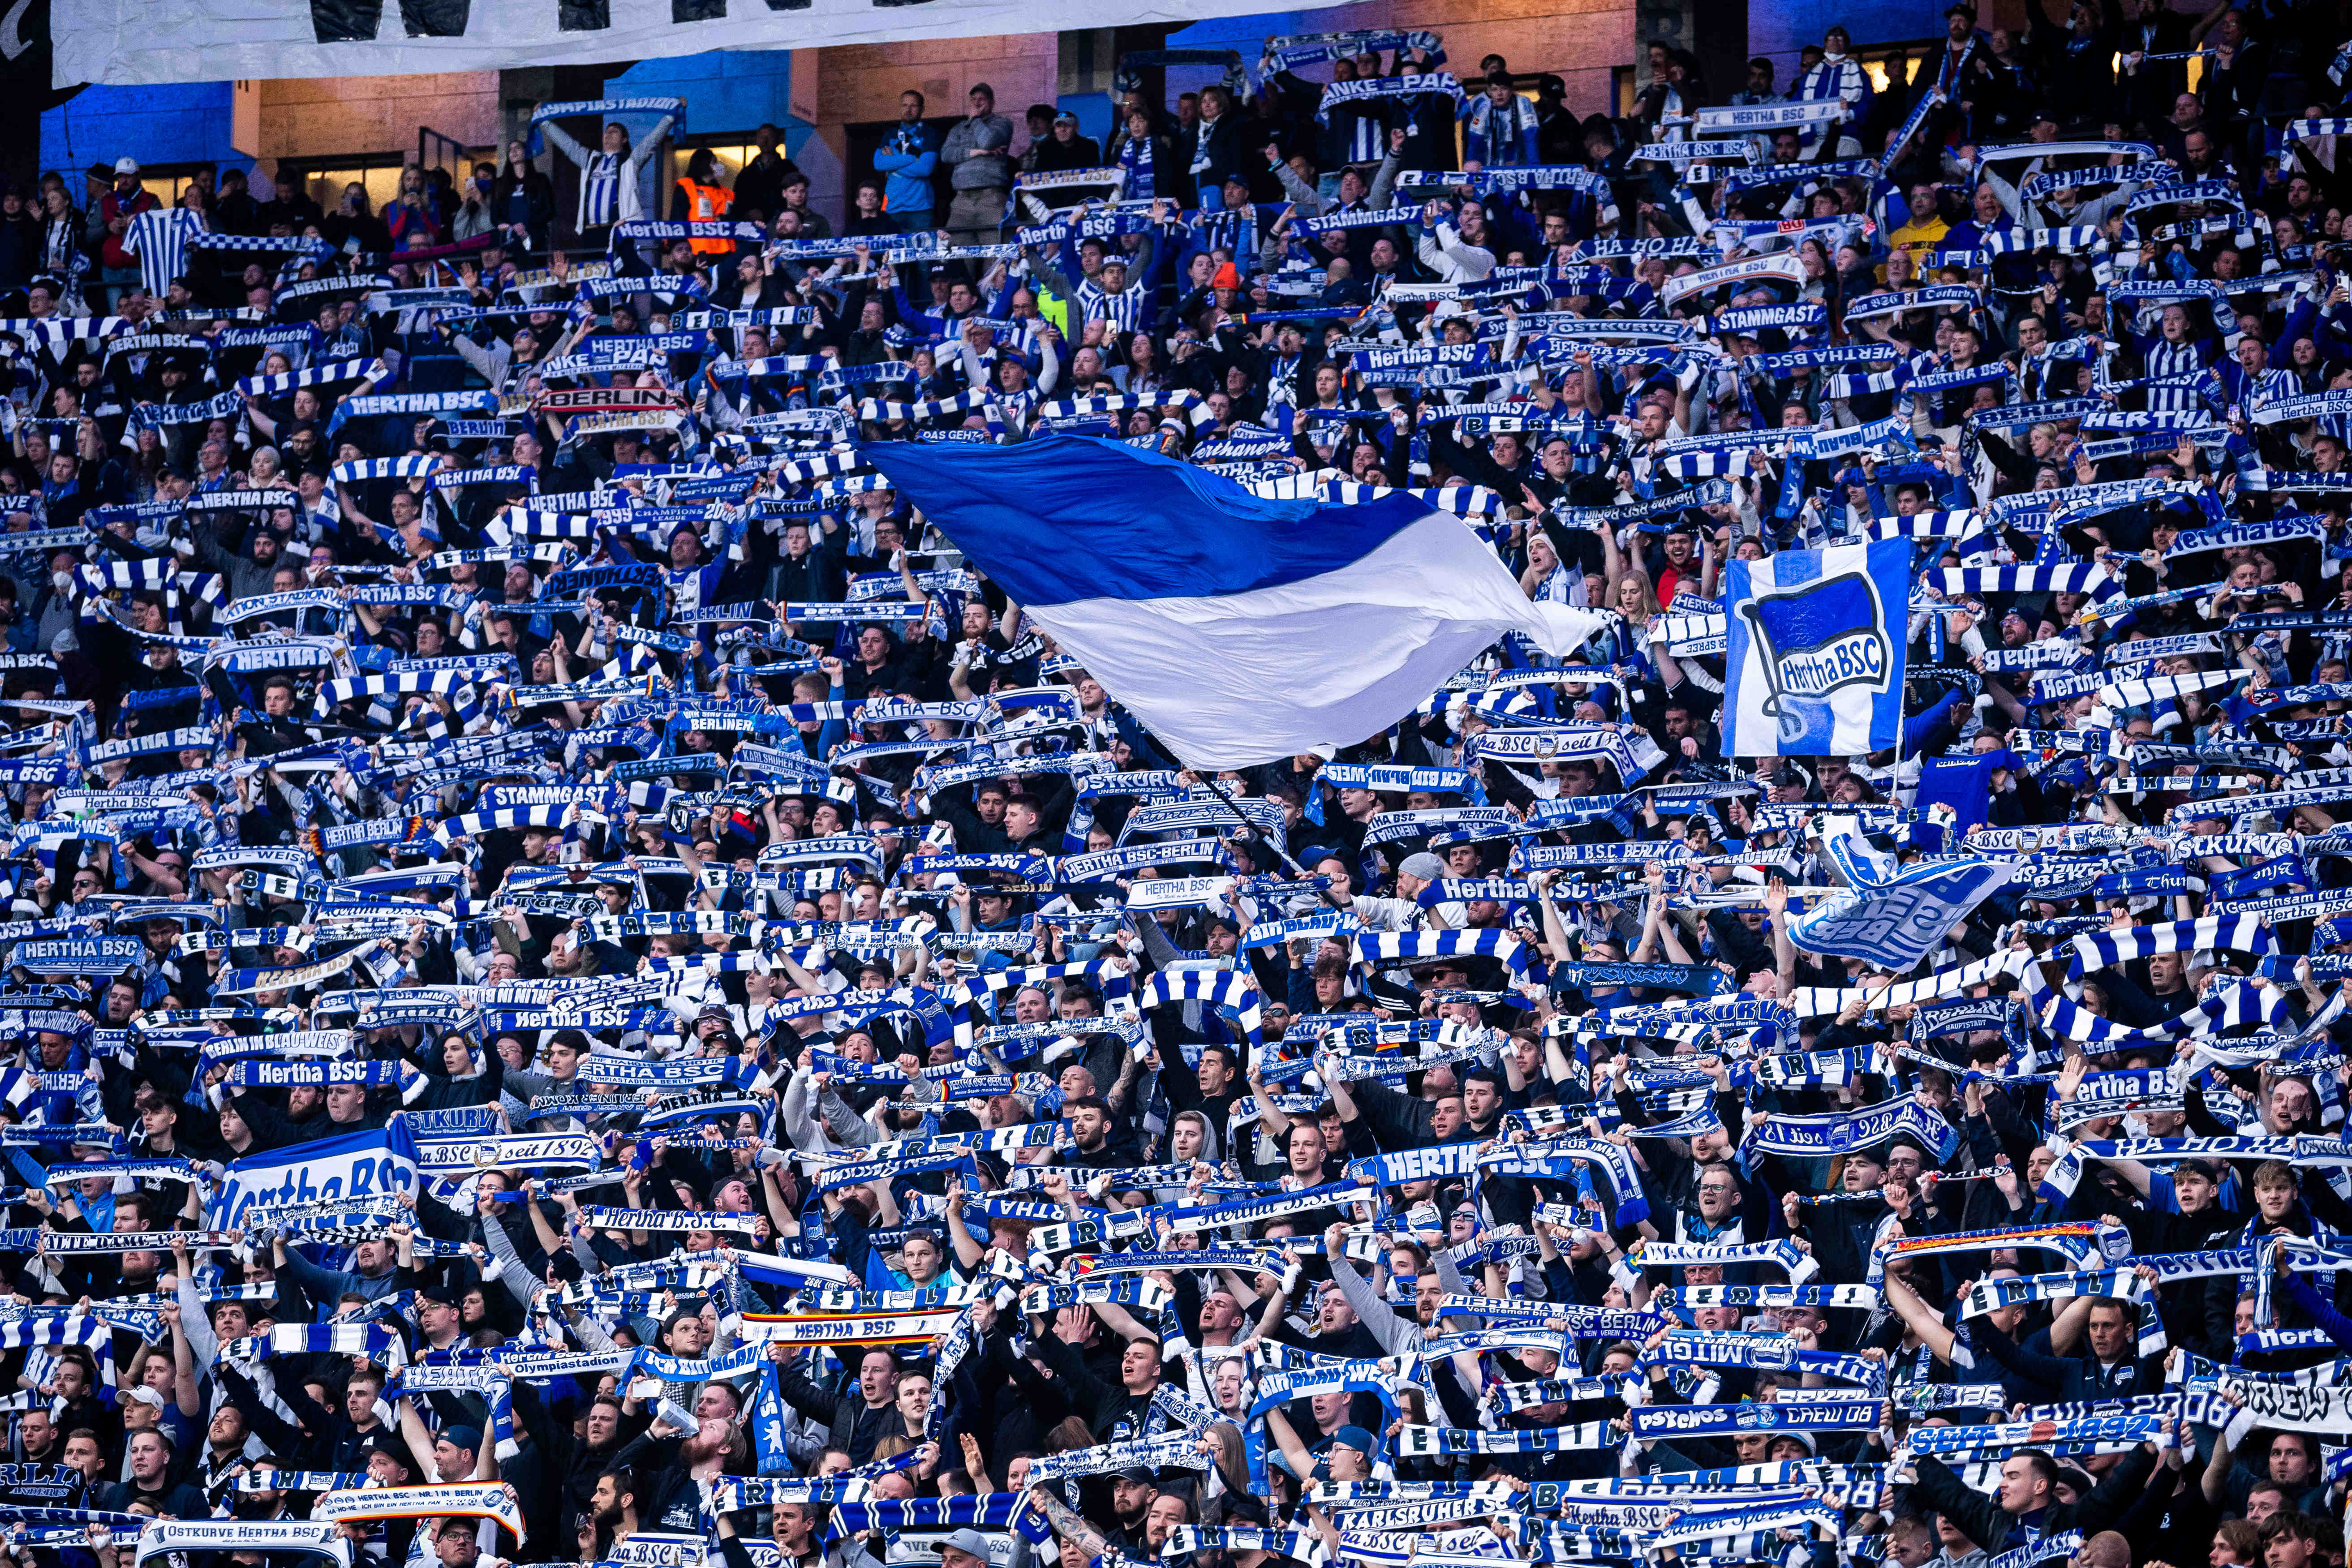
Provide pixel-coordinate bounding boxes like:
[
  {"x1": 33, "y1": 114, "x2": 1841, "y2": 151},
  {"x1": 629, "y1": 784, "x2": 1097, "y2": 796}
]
[
  {"x1": 1186, "y1": 761, "x2": 1317, "y2": 881},
  {"x1": 1132, "y1": 719, "x2": 1317, "y2": 880}
]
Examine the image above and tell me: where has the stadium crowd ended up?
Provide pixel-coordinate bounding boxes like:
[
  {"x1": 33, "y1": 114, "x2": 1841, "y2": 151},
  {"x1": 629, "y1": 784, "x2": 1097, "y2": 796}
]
[{"x1": 0, "y1": 13, "x2": 2350, "y2": 1568}]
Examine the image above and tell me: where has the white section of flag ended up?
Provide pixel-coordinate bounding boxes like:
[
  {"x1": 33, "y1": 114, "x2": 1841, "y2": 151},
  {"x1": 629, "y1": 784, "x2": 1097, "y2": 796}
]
[{"x1": 1029, "y1": 510, "x2": 1616, "y2": 769}]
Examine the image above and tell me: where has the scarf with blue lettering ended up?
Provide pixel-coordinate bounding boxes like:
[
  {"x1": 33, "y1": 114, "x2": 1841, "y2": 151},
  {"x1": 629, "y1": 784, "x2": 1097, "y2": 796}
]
[
  {"x1": 1737, "y1": 1098, "x2": 1958, "y2": 1168},
  {"x1": 392, "y1": 1361, "x2": 520, "y2": 1459},
  {"x1": 1165, "y1": 1530, "x2": 1325, "y2": 1567},
  {"x1": 1248, "y1": 1357, "x2": 1405, "y2": 1422},
  {"x1": 1479, "y1": 1134, "x2": 1645, "y2": 1208},
  {"x1": 1665, "y1": 1284, "x2": 1883, "y2": 1310},
  {"x1": 1628, "y1": 1237, "x2": 1818, "y2": 1284},
  {"x1": 1959, "y1": 1269, "x2": 2166, "y2": 1356},
  {"x1": 1907, "y1": 1414, "x2": 2169, "y2": 1454},
  {"x1": 1024, "y1": 1434, "x2": 1215, "y2": 1483}
]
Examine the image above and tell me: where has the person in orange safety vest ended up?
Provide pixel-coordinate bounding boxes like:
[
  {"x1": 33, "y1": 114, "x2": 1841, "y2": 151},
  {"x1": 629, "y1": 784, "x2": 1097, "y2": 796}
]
[{"x1": 673, "y1": 148, "x2": 736, "y2": 255}]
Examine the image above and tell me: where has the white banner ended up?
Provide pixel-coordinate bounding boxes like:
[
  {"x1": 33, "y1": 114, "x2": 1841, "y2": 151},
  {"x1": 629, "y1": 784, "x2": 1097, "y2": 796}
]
[
  {"x1": 1659, "y1": 251, "x2": 1809, "y2": 309},
  {"x1": 52, "y1": 0, "x2": 1349, "y2": 86},
  {"x1": 2213, "y1": 1373, "x2": 2352, "y2": 1434}
]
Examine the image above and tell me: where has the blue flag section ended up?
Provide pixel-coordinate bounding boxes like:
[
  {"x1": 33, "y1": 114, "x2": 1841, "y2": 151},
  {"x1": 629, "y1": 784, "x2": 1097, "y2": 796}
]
[
  {"x1": 1791, "y1": 816, "x2": 2021, "y2": 968},
  {"x1": 209, "y1": 1122, "x2": 420, "y2": 1231}
]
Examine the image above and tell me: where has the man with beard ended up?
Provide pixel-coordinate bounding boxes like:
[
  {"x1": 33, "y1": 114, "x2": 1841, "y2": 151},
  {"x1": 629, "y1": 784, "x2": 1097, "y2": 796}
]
[
  {"x1": 1193, "y1": 1286, "x2": 1250, "y2": 1349},
  {"x1": 559, "y1": 1397, "x2": 635, "y2": 1545},
  {"x1": 580, "y1": 1467, "x2": 641, "y2": 1558},
  {"x1": 1108, "y1": 1468, "x2": 1159, "y2": 1556},
  {"x1": 611, "y1": 1413, "x2": 740, "y2": 1533},
  {"x1": 192, "y1": 1405, "x2": 254, "y2": 1512},
  {"x1": 193, "y1": 505, "x2": 294, "y2": 604}
]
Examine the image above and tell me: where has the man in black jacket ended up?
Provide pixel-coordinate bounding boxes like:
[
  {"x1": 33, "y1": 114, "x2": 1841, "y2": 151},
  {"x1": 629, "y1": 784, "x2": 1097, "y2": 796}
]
[
  {"x1": 1025, "y1": 1317, "x2": 1161, "y2": 1441},
  {"x1": 1969, "y1": 1293, "x2": 2168, "y2": 1403},
  {"x1": 256, "y1": 169, "x2": 326, "y2": 235},
  {"x1": 772, "y1": 1343, "x2": 902, "y2": 1463},
  {"x1": 1178, "y1": 87, "x2": 1250, "y2": 207},
  {"x1": 2083, "y1": 1156, "x2": 2245, "y2": 1358},
  {"x1": 734, "y1": 125, "x2": 801, "y2": 226},
  {"x1": 1324, "y1": 1059, "x2": 1501, "y2": 1152},
  {"x1": 1155, "y1": 1036, "x2": 1243, "y2": 1136},
  {"x1": 1904, "y1": 1441, "x2": 2162, "y2": 1557},
  {"x1": 769, "y1": 519, "x2": 843, "y2": 605},
  {"x1": 0, "y1": 186, "x2": 40, "y2": 294},
  {"x1": 1061, "y1": 1095, "x2": 1141, "y2": 1168},
  {"x1": 834, "y1": 296, "x2": 894, "y2": 366}
]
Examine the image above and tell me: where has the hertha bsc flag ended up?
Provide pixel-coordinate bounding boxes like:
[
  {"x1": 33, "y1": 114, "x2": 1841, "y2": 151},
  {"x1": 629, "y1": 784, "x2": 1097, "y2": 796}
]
[
  {"x1": 1791, "y1": 815, "x2": 2017, "y2": 968},
  {"x1": 1724, "y1": 540, "x2": 1909, "y2": 758},
  {"x1": 862, "y1": 437, "x2": 1614, "y2": 769}
]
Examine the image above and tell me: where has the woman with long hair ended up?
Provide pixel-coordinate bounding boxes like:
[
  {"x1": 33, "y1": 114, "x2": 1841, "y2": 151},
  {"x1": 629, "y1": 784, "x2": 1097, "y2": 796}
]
[
  {"x1": 490, "y1": 141, "x2": 556, "y2": 254},
  {"x1": 1610, "y1": 568, "x2": 1661, "y2": 682},
  {"x1": 324, "y1": 181, "x2": 389, "y2": 253},
  {"x1": 387, "y1": 163, "x2": 442, "y2": 250},
  {"x1": 542, "y1": 107, "x2": 678, "y2": 248},
  {"x1": 1118, "y1": 330, "x2": 1165, "y2": 396}
]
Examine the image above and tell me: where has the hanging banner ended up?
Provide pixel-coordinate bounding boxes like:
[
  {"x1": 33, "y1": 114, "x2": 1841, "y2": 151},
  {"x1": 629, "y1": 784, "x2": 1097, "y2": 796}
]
[{"x1": 49, "y1": 0, "x2": 1354, "y2": 87}]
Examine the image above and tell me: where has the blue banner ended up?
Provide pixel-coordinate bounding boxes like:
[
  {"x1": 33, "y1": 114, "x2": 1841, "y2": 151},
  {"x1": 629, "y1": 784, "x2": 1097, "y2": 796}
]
[{"x1": 209, "y1": 1122, "x2": 420, "y2": 1233}]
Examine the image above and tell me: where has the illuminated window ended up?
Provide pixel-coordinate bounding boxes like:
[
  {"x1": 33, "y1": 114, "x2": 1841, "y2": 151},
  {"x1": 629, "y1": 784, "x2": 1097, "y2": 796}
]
[
  {"x1": 681, "y1": 142, "x2": 761, "y2": 184},
  {"x1": 285, "y1": 161, "x2": 409, "y2": 215},
  {"x1": 1842, "y1": 39, "x2": 1938, "y2": 100}
]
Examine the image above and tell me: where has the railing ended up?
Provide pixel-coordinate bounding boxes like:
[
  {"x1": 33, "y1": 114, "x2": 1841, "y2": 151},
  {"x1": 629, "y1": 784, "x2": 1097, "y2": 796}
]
[{"x1": 417, "y1": 125, "x2": 476, "y2": 189}]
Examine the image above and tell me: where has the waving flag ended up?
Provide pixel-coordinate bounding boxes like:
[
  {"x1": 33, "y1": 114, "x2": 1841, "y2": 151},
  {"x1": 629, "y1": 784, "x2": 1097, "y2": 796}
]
[
  {"x1": 1791, "y1": 816, "x2": 2017, "y2": 970},
  {"x1": 861, "y1": 437, "x2": 1613, "y2": 768},
  {"x1": 1724, "y1": 539, "x2": 1910, "y2": 758}
]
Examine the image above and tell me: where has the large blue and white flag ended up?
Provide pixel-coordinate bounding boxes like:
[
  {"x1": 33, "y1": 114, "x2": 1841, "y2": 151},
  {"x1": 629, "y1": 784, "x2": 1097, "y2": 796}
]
[
  {"x1": 862, "y1": 438, "x2": 1613, "y2": 768},
  {"x1": 209, "y1": 1122, "x2": 420, "y2": 1233},
  {"x1": 1724, "y1": 540, "x2": 1910, "y2": 758},
  {"x1": 1791, "y1": 816, "x2": 2017, "y2": 970}
]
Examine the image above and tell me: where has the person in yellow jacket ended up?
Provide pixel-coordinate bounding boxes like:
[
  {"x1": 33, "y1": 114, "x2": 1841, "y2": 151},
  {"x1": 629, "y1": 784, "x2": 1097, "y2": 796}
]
[
  {"x1": 672, "y1": 148, "x2": 736, "y2": 256},
  {"x1": 1884, "y1": 178, "x2": 1949, "y2": 279},
  {"x1": 1035, "y1": 285, "x2": 1071, "y2": 343}
]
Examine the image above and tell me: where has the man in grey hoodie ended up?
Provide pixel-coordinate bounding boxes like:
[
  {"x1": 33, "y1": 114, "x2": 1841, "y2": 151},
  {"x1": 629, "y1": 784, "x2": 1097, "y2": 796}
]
[
  {"x1": 940, "y1": 83, "x2": 1015, "y2": 245},
  {"x1": 193, "y1": 505, "x2": 294, "y2": 605}
]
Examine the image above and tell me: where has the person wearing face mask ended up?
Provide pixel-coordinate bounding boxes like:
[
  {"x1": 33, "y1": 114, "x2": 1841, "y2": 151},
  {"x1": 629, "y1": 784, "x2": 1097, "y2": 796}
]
[
  {"x1": 30, "y1": 547, "x2": 81, "y2": 655},
  {"x1": 1792, "y1": 26, "x2": 1870, "y2": 156},
  {"x1": 452, "y1": 162, "x2": 499, "y2": 244}
]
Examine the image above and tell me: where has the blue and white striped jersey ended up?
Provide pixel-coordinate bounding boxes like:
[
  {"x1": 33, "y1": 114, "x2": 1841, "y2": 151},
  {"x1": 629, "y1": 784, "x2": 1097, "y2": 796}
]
[{"x1": 124, "y1": 208, "x2": 206, "y2": 297}]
